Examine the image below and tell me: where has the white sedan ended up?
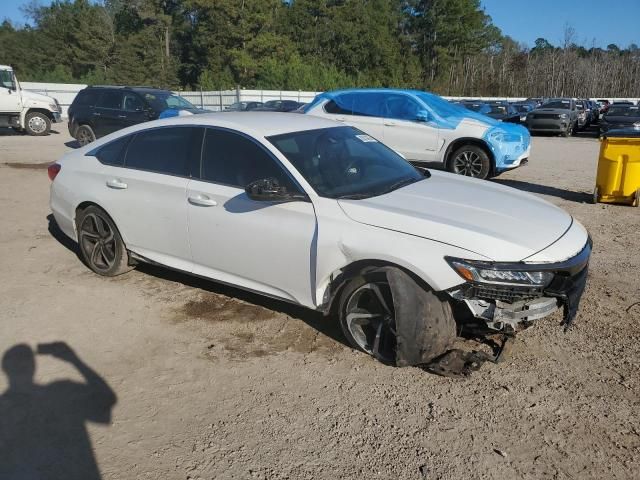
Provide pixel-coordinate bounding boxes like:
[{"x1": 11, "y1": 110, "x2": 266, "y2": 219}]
[{"x1": 49, "y1": 113, "x2": 591, "y2": 366}]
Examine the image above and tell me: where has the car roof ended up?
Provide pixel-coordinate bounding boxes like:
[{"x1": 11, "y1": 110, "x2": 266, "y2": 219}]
[
  {"x1": 321, "y1": 88, "x2": 430, "y2": 97},
  {"x1": 0, "y1": 64, "x2": 12, "y2": 70},
  {"x1": 98, "y1": 112, "x2": 343, "y2": 139},
  {"x1": 86, "y1": 85, "x2": 173, "y2": 95}
]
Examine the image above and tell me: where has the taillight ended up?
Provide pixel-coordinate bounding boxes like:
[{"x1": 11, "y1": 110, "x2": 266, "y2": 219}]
[{"x1": 48, "y1": 163, "x2": 61, "y2": 181}]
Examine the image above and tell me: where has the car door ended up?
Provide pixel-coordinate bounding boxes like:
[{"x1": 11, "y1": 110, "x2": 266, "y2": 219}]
[
  {"x1": 0, "y1": 69, "x2": 21, "y2": 113},
  {"x1": 323, "y1": 92, "x2": 385, "y2": 141},
  {"x1": 94, "y1": 126, "x2": 202, "y2": 271},
  {"x1": 94, "y1": 90, "x2": 125, "y2": 137},
  {"x1": 382, "y1": 93, "x2": 439, "y2": 162},
  {"x1": 187, "y1": 127, "x2": 318, "y2": 307},
  {"x1": 120, "y1": 92, "x2": 149, "y2": 129}
]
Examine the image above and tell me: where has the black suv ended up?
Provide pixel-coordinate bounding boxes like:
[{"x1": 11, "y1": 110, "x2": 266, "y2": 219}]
[{"x1": 68, "y1": 86, "x2": 204, "y2": 146}]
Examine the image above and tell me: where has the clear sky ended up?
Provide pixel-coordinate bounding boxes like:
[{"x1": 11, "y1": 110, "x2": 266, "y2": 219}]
[
  {"x1": 1, "y1": 0, "x2": 638, "y2": 50},
  {"x1": 481, "y1": 0, "x2": 639, "y2": 49}
]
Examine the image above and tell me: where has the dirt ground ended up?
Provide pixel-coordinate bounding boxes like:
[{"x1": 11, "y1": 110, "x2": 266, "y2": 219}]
[{"x1": 0, "y1": 125, "x2": 638, "y2": 480}]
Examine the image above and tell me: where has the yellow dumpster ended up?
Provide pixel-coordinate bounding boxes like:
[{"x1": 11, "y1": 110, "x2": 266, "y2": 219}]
[{"x1": 594, "y1": 130, "x2": 640, "y2": 206}]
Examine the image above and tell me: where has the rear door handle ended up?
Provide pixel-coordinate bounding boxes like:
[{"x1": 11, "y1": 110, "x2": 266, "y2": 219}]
[
  {"x1": 106, "y1": 178, "x2": 128, "y2": 189},
  {"x1": 93, "y1": 112, "x2": 102, "y2": 117},
  {"x1": 384, "y1": 120, "x2": 396, "y2": 126},
  {"x1": 118, "y1": 115, "x2": 127, "y2": 119},
  {"x1": 336, "y1": 117, "x2": 346, "y2": 122},
  {"x1": 188, "y1": 194, "x2": 217, "y2": 207}
]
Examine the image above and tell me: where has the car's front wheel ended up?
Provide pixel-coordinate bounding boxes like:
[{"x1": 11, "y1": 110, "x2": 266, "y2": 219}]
[
  {"x1": 448, "y1": 145, "x2": 491, "y2": 179},
  {"x1": 338, "y1": 269, "x2": 455, "y2": 366},
  {"x1": 76, "y1": 206, "x2": 132, "y2": 276},
  {"x1": 25, "y1": 112, "x2": 51, "y2": 136}
]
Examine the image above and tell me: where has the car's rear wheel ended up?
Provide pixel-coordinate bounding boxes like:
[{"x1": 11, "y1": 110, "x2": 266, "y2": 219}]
[
  {"x1": 76, "y1": 206, "x2": 132, "y2": 276},
  {"x1": 339, "y1": 273, "x2": 397, "y2": 364},
  {"x1": 76, "y1": 125, "x2": 96, "y2": 146},
  {"x1": 25, "y1": 112, "x2": 51, "y2": 136},
  {"x1": 448, "y1": 145, "x2": 491, "y2": 179}
]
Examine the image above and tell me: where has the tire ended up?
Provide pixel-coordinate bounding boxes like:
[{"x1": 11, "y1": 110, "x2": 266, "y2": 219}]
[
  {"x1": 76, "y1": 125, "x2": 96, "y2": 146},
  {"x1": 447, "y1": 145, "x2": 492, "y2": 179},
  {"x1": 24, "y1": 111, "x2": 51, "y2": 136},
  {"x1": 592, "y1": 186, "x2": 599, "y2": 205},
  {"x1": 76, "y1": 206, "x2": 133, "y2": 276},
  {"x1": 338, "y1": 269, "x2": 455, "y2": 366}
]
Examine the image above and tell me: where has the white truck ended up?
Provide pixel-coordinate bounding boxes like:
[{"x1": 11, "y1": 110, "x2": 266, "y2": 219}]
[{"x1": 0, "y1": 65, "x2": 63, "y2": 135}]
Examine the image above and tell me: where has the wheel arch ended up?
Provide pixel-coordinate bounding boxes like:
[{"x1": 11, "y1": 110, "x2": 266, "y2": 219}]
[
  {"x1": 74, "y1": 201, "x2": 127, "y2": 244},
  {"x1": 320, "y1": 259, "x2": 438, "y2": 317},
  {"x1": 443, "y1": 137, "x2": 495, "y2": 174},
  {"x1": 26, "y1": 107, "x2": 57, "y2": 121}
]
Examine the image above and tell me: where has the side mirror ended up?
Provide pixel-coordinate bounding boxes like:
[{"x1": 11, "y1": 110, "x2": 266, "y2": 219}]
[
  {"x1": 245, "y1": 178, "x2": 308, "y2": 203},
  {"x1": 415, "y1": 110, "x2": 431, "y2": 122}
]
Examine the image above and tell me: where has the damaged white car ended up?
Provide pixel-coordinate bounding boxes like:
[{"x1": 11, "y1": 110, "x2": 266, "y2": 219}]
[{"x1": 49, "y1": 113, "x2": 590, "y2": 366}]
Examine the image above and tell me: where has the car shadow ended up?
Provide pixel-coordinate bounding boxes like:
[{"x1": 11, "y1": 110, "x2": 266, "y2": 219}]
[
  {"x1": 0, "y1": 342, "x2": 116, "y2": 479},
  {"x1": 491, "y1": 179, "x2": 593, "y2": 203},
  {"x1": 136, "y1": 262, "x2": 351, "y2": 349},
  {"x1": 46, "y1": 215, "x2": 350, "y2": 350},
  {"x1": 65, "y1": 140, "x2": 81, "y2": 149}
]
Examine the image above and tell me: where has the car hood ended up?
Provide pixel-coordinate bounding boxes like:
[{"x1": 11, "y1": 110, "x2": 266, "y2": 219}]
[
  {"x1": 337, "y1": 171, "x2": 572, "y2": 262},
  {"x1": 20, "y1": 89, "x2": 56, "y2": 105}
]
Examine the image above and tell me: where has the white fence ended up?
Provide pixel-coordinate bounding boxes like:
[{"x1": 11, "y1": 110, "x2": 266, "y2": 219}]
[{"x1": 18, "y1": 82, "x2": 640, "y2": 118}]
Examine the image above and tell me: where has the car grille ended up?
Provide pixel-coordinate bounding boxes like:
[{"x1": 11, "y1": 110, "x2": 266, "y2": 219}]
[
  {"x1": 468, "y1": 284, "x2": 544, "y2": 303},
  {"x1": 532, "y1": 113, "x2": 560, "y2": 120}
]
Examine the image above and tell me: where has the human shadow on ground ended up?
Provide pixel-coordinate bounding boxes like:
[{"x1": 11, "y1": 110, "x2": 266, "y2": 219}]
[{"x1": 0, "y1": 342, "x2": 117, "y2": 480}]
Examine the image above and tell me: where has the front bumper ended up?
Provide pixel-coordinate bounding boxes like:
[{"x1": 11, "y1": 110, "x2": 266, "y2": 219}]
[
  {"x1": 449, "y1": 239, "x2": 591, "y2": 331},
  {"x1": 527, "y1": 119, "x2": 569, "y2": 132},
  {"x1": 52, "y1": 111, "x2": 62, "y2": 123}
]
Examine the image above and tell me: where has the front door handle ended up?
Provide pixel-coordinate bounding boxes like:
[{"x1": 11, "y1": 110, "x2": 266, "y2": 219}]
[
  {"x1": 118, "y1": 115, "x2": 127, "y2": 119},
  {"x1": 93, "y1": 112, "x2": 102, "y2": 117},
  {"x1": 188, "y1": 194, "x2": 217, "y2": 207},
  {"x1": 106, "y1": 178, "x2": 128, "y2": 189},
  {"x1": 384, "y1": 120, "x2": 396, "y2": 126},
  {"x1": 336, "y1": 117, "x2": 346, "y2": 122}
]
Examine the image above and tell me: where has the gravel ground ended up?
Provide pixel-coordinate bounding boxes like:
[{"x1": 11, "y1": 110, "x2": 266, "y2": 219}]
[{"x1": 0, "y1": 125, "x2": 638, "y2": 479}]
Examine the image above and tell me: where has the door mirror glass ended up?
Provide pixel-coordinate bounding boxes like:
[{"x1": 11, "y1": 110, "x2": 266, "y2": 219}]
[
  {"x1": 415, "y1": 110, "x2": 431, "y2": 122},
  {"x1": 245, "y1": 178, "x2": 307, "y2": 203}
]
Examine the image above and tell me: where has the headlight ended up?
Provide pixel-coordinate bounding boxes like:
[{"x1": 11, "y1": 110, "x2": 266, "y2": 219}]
[
  {"x1": 488, "y1": 131, "x2": 522, "y2": 143},
  {"x1": 446, "y1": 258, "x2": 554, "y2": 287},
  {"x1": 49, "y1": 103, "x2": 59, "y2": 112},
  {"x1": 634, "y1": 121, "x2": 640, "y2": 130},
  {"x1": 559, "y1": 113, "x2": 569, "y2": 119}
]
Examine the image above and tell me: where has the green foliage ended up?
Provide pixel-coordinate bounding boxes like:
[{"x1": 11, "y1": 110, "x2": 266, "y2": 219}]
[{"x1": 2, "y1": 0, "x2": 639, "y2": 96}]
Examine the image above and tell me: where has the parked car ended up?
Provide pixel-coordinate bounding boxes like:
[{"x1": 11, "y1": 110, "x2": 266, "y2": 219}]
[
  {"x1": 304, "y1": 89, "x2": 531, "y2": 180},
  {"x1": 526, "y1": 98, "x2": 579, "y2": 137},
  {"x1": 460, "y1": 101, "x2": 492, "y2": 115},
  {"x1": 253, "y1": 100, "x2": 303, "y2": 112},
  {"x1": 598, "y1": 99, "x2": 610, "y2": 115},
  {"x1": 484, "y1": 102, "x2": 521, "y2": 123},
  {"x1": 611, "y1": 100, "x2": 634, "y2": 106},
  {"x1": 0, "y1": 64, "x2": 63, "y2": 135},
  {"x1": 224, "y1": 101, "x2": 263, "y2": 112},
  {"x1": 48, "y1": 113, "x2": 591, "y2": 366},
  {"x1": 586, "y1": 100, "x2": 600, "y2": 124},
  {"x1": 511, "y1": 103, "x2": 534, "y2": 123},
  {"x1": 575, "y1": 100, "x2": 590, "y2": 129},
  {"x1": 599, "y1": 105, "x2": 640, "y2": 134},
  {"x1": 524, "y1": 97, "x2": 547, "y2": 108},
  {"x1": 67, "y1": 86, "x2": 207, "y2": 146}
]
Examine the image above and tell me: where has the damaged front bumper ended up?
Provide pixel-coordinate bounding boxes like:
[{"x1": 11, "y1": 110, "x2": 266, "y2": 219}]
[{"x1": 447, "y1": 239, "x2": 591, "y2": 332}]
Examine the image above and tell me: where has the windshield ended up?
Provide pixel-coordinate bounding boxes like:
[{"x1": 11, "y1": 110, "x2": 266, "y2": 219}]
[
  {"x1": 142, "y1": 92, "x2": 195, "y2": 111},
  {"x1": 267, "y1": 126, "x2": 424, "y2": 199},
  {"x1": 607, "y1": 106, "x2": 640, "y2": 117},
  {"x1": 0, "y1": 69, "x2": 15, "y2": 89},
  {"x1": 541, "y1": 100, "x2": 571, "y2": 109}
]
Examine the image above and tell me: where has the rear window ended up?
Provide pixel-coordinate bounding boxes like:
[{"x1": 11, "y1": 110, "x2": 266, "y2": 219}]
[
  {"x1": 541, "y1": 100, "x2": 572, "y2": 109},
  {"x1": 93, "y1": 136, "x2": 131, "y2": 166},
  {"x1": 607, "y1": 106, "x2": 640, "y2": 117}
]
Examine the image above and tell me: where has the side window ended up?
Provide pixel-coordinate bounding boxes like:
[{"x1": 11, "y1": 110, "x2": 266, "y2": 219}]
[
  {"x1": 0, "y1": 70, "x2": 15, "y2": 89},
  {"x1": 123, "y1": 93, "x2": 144, "y2": 112},
  {"x1": 200, "y1": 129, "x2": 297, "y2": 190},
  {"x1": 351, "y1": 93, "x2": 386, "y2": 117},
  {"x1": 94, "y1": 135, "x2": 131, "y2": 166},
  {"x1": 385, "y1": 95, "x2": 422, "y2": 121},
  {"x1": 324, "y1": 99, "x2": 351, "y2": 115},
  {"x1": 125, "y1": 127, "x2": 202, "y2": 177},
  {"x1": 97, "y1": 91, "x2": 124, "y2": 110},
  {"x1": 75, "y1": 89, "x2": 99, "y2": 107}
]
